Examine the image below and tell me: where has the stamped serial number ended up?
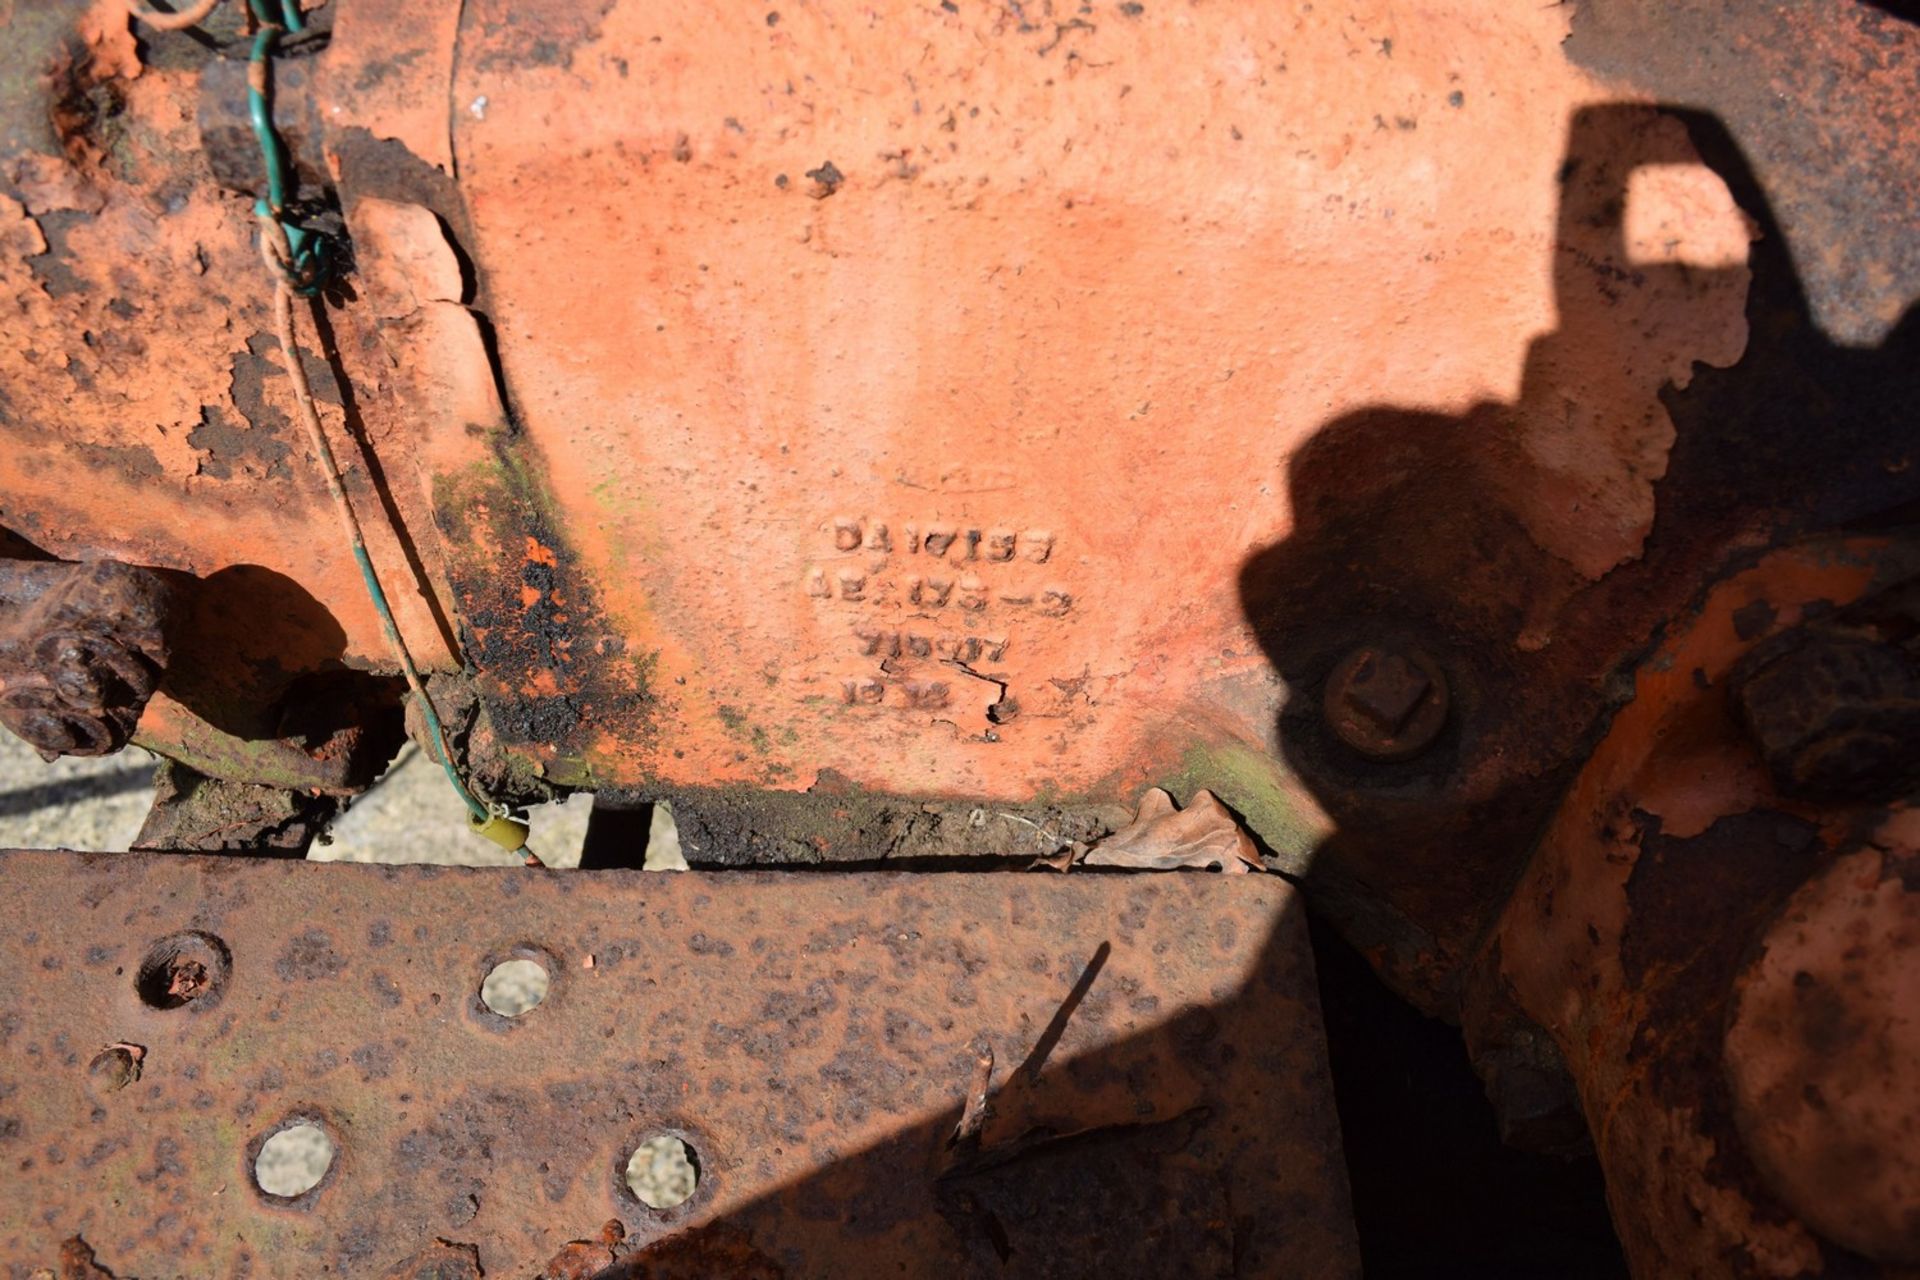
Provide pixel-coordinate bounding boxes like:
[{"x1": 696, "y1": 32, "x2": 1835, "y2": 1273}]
[
  {"x1": 828, "y1": 517, "x2": 1054, "y2": 564},
  {"x1": 808, "y1": 513, "x2": 1073, "y2": 714},
  {"x1": 804, "y1": 515, "x2": 1072, "y2": 617}
]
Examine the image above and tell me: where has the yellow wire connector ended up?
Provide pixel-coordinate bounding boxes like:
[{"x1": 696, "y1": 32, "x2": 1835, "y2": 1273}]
[{"x1": 469, "y1": 809, "x2": 532, "y2": 855}]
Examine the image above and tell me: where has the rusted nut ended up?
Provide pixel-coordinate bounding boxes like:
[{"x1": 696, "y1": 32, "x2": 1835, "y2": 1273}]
[
  {"x1": 0, "y1": 560, "x2": 176, "y2": 760},
  {"x1": 1322, "y1": 645, "x2": 1449, "y2": 760},
  {"x1": 1733, "y1": 636, "x2": 1920, "y2": 801},
  {"x1": 1723, "y1": 827, "x2": 1920, "y2": 1262}
]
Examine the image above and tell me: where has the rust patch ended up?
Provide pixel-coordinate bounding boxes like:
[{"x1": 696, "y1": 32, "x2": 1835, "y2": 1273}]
[
  {"x1": 381, "y1": 1238, "x2": 483, "y2": 1280},
  {"x1": 0, "y1": 4, "x2": 466, "y2": 698},
  {"x1": 54, "y1": 1234, "x2": 119, "y2": 1279},
  {"x1": 1480, "y1": 538, "x2": 1920, "y2": 1275},
  {"x1": 537, "y1": 1218, "x2": 624, "y2": 1279},
  {"x1": 0, "y1": 558, "x2": 175, "y2": 759},
  {"x1": 1725, "y1": 829, "x2": 1920, "y2": 1263},
  {"x1": 0, "y1": 851, "x2": 1352, "y2": 1276},
  {"x1": 1565, "y1": 0, "x2": 1920, "y2": 346},
  {"x1": 427, "y1": 447, "x2": 656, "y2": 793}
]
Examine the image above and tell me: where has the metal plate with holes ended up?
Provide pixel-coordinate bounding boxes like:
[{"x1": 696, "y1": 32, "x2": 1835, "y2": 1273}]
[{"x1": 0, "y1": 852, "x2": 1355, "y2": 1277}]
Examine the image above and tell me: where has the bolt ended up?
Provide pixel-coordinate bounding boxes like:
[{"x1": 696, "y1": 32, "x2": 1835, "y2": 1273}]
[
  {"x1": 166, "y1": 957, "x2": 211, "y2": 1003},
  {"x1": 87, "y1": 1043, "x2": 145, "y2": 1093},
  {"x1": 1733, "y1": 636, "x2": 1920, "y2": 801},
  {"x1": 1323, "y1": 645, "x2": 1449, "y2": 760}
]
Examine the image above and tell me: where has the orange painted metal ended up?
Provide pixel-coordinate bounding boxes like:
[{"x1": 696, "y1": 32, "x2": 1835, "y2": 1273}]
[
  {"x1": 1478, "y1": 536, "x2": 1920, "y2": 1275},
  {"x1": 0, "y1": 0, "x2": 1762, "y2": 805},
  {"x1": 7, "y1": 0, "x2": 1918, "y2": 1008},
  {"x1": 419, "y1": 0, "x2": 1750, "y2": 801}
]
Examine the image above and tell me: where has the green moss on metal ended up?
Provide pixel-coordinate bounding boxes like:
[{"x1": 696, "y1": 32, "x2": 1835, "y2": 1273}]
[
  {"x1": 131, "y1": 725, "x2": 357, "y2": 793},
  {"x1": 1159, "y1": 741, "x2": 1327, "y2": 866}
]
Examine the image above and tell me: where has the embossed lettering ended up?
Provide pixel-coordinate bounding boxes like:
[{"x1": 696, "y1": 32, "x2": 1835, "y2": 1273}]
[
  {"x1": 901, "y1": 681, "x2": 951, "y2": 709},
  {"x1": 971, "y1": 636, "x2": 1009, "y2": 663},
  {"x1": 833, "y1": 517, "x2": 864, "y2": 551},
  {"x1": 842, "y1": 678, "x2": 886, "y2": 705},
  {"x1": 858, "y1": 630, "x2": 1008, "y2": 663},
  {"x1": 854, "y1": 628, "x2": 903, "y2": 658}
]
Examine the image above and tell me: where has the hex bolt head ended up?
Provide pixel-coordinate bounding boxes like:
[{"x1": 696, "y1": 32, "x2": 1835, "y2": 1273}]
[
  {"x1": 1733, "y1": 637, "x2": 1920, "y2": 801},
  {"x1": 1322, "y1": 645, "x2": 1450, "y2": 761}
]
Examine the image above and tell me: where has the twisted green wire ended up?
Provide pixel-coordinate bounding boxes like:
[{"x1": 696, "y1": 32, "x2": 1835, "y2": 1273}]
[{"x1": 245, "y1": 0, "x2": 326, "y2": 294}]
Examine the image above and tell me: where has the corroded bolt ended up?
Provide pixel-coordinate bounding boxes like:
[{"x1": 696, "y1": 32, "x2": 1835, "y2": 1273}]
[
  {"x1": 87, "y1": 1043, "x2": 145, "y2": 1093},
  {"x1": 0, "y1": 559, "x2": 175, "y2": 760},
  {"x1": 166, "y1": 958, "x2": 211, "y2": 1004},
  {"x1": 1322, "y1": 645, "x2": 1449, "y2": 760},
  {"x1": 1733, "y1": 637, "x2": 1920, "y2": 801}
]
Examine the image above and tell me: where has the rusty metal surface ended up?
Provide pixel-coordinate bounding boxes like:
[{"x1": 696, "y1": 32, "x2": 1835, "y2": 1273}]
[
  {"x1": 0, "y1": 1, "x2": 451, "y2": 677},
  {"x1": 0, "y1": 853, "x2": 1354, "y2": 1278},
  {"x1": 1723, "y1": 811, "x2": 1920, "y2": 1265},
  {"x1": 0, "y1": 0, "x2": 1911, "y2": 1027},
  {"x1": 1566, "y1": 0, "x2": 1920, "y2": 347},
  {"x1": 0, "y1": 558, "x2": 174, "y2": 759},
  {"x1": 1474, "y1": 536, "x2": 1920, "y2": 1276},
  {"x1": 428, "y1": 0, "x2": 1753, "y2": 807}
]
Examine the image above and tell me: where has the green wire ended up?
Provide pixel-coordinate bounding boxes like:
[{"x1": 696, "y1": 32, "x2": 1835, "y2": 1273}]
[
  {"x1": 347, "y1": 544, "x2": 490, "y2": 824},
  {"x1": 246, "y1": 30, "x2": 287, "y2": 212},
  {"x1": 246, "y1": 5, "x2": 325, "y2": 293},
  {"x1": 122, "y1": 0, "x2": 512, "y2": 843},
  {"x1": 246, "y1": 0, "x2": 301, "y2": 33},
  {"x1": 245, "y1": 0, "x2": 498, "y2": 832}
]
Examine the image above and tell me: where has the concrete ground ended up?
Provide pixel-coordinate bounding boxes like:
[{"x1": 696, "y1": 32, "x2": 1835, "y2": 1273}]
[{"x1": 0, "y1": 732, "x2": 683, "y2": 870}]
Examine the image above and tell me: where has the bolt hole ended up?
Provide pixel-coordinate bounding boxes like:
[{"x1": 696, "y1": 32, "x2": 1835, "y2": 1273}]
[
  {"x1": 254, "y1": 1122, "x2": 334, "y2": 1198},
  {"x1": 480, "y1": 957, "x2": 550, "y2": 1017},
  {"x1": 134, "y1": 931, "x2": 229, "y2": 1010},
  {"x1": 625, "y1": 1134, "x2": 699, "y2": 1209}
]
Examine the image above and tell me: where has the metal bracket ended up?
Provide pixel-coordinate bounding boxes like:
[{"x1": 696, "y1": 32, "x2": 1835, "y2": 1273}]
[{"x1": 0, "y1": 853, "x2": 1355, "y2": 1277}]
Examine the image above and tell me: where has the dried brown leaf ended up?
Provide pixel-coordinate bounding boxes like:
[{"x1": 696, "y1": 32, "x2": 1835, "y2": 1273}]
[
  {"x1": 1077, "y1": 788, "x2": 1261, "y2": 873},
  {"x1": 1029, "y1": 841, "x2": 1084, "y2": 873}
]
